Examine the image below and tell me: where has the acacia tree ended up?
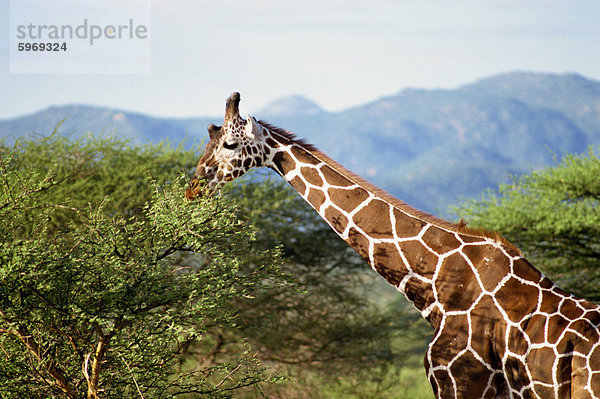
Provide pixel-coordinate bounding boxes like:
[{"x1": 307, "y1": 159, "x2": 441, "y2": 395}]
[
  {"x1": 454, "y1": 147, "x2": 600, "y2": 301},
  {"x1": 0, "y1": 136, "x2": 286, "y2": 398}
]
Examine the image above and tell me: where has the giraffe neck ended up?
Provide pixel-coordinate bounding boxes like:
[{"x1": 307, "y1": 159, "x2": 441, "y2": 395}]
[{"x1": 262, "y1": 127, "x2": 484, "y2": 325}]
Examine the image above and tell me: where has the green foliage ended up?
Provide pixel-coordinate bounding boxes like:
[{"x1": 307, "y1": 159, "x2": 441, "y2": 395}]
[
  {"x1": 2, "y1": 127, "x2": 198, "y2": 219},
  {"x1": 0, "y1": 134, "x2": 286, "y2": 398},
  {"x1": 454, "y1": 147, "x2": 600, "y2": 301}
]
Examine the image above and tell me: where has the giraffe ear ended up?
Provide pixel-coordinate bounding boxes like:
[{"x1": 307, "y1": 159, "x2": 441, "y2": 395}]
[
  {"x1": 245, "y1": 114, "x2": 262, "y2": 139},
  {"x1": 207, "y1": 123, "x2": 222, "y2": 140}
]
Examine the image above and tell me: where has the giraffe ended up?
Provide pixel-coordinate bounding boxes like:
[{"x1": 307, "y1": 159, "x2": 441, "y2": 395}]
[{"x1": 186, "y1": 92, "x2": 600, "y2": 399}]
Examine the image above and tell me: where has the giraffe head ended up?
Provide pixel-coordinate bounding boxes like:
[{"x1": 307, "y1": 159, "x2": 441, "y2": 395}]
[{"x1": 186, "y1": 92, "x2": 266, "y2": 199}]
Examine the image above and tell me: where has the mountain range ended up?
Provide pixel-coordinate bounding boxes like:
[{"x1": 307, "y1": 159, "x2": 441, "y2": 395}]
[{"x1": 2, "y1": 71, "x2": 599, "y2": 215}]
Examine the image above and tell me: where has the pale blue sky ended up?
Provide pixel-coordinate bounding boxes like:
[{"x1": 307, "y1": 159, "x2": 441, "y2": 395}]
[{"x1": 1, "y1": 0, "x2": 599, "y2": 119}]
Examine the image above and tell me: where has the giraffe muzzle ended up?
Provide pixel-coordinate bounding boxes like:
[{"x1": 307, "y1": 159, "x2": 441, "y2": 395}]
[{"x1": 185, "y1": 177, "x2": 205, "y2": 200}]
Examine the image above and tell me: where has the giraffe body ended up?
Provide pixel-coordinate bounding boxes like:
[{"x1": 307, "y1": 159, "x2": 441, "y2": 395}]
[{"x1": 186, "y1": 93, "x2": 600, "y2": 399}]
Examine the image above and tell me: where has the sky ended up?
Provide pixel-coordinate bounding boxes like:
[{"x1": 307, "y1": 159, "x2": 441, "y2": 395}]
[{"x1": 1, "y1": 0, "x2": 599, "y2": 119}]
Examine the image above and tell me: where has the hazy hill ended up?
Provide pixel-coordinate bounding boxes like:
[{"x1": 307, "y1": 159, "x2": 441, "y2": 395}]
[
  {"x1": 0, "y1": 104, "x2": 213, "y2": 146},
  {"x1": 259, "y1": 95, "x2": 325, "y2": 117},
  {"x1": 465, "y1": 72, "x2": 600, "y2": 141},
  {"x1": 2, "y1": 71, "x2": 599, "y2": 214}
]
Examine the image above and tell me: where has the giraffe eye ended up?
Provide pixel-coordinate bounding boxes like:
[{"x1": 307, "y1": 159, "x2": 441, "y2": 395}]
[{"x1": 223, "y1": 141, "x2": 238, "y2": 150}]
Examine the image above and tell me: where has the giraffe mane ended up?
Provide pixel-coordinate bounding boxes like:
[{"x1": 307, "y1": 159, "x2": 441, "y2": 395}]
[
  {"x1": 258, "y1": 120, "x2": 318, "y2": 151},
  {"x1": 258, "y1": 119, "x2": 520, "y2": 254}
]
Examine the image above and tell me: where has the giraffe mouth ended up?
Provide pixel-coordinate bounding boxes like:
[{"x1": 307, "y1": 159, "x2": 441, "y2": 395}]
[{"x1": 185, "y1": 177, "x2": 205, "y2": 200}]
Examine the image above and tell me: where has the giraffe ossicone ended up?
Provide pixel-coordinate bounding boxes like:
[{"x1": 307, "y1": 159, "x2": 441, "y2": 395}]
[{"x1": 186, "y1": 92, "x2": 600, "y2": 399}]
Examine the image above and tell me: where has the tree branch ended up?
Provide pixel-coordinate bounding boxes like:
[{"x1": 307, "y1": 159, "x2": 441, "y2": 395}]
[
  {"x1": 116, "y1": 351, "x2": 145, "y2": 399},
  {"x1": 85, "y1": 328, "x2": 113, "y2": 399},
  {"x1": 4, "y1": 320, "x2": 77, "y2": 398}
]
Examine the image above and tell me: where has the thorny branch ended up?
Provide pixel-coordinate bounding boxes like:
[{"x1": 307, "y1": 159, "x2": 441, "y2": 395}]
[{"x1": 0, "y1": 308, "x2": 77, "y2": 399}]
